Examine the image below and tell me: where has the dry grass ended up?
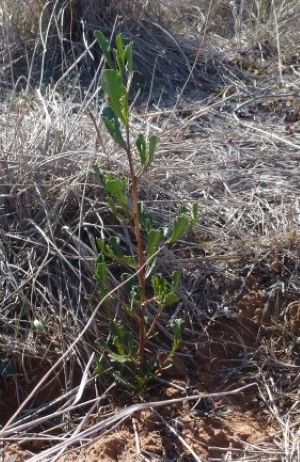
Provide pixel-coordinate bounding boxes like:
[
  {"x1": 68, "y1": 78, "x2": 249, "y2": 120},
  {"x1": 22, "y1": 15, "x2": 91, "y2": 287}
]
[{"x1": 0, "y1": 0, "x2": 299, "y2": 461}]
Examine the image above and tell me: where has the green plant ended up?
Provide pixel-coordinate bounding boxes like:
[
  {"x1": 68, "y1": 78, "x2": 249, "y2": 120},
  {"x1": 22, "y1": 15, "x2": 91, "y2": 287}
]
[{"x1": 93, "y1": 31, "x2": 198, "y2": 391}]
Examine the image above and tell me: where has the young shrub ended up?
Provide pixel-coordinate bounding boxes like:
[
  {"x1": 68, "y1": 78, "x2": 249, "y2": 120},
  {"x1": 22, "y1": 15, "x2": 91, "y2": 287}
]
[{"x1": 93, "y1": 31, "x2": 198, "y2": 391}]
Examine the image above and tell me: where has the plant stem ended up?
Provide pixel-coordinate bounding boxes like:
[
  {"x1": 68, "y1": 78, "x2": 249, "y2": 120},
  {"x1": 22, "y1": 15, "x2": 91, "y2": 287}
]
[{"x1": 125, "y1": 123, "x2": 146, "y2": 375}]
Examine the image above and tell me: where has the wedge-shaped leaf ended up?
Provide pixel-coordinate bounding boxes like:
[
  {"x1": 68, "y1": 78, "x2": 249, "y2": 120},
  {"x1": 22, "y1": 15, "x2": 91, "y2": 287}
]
[
  {"x1": 96, "y1": 238, "x2": 115, "y2": 261},
  {"x1": 171, "y1": 270, "x2": 180, "y2": 292},
  {"x1": 108, "y1": 352, "x2": 131, "y2": 363},
  {"x1": 111, "y1": 322, "x2": 127, "y2": 353},
  {"x1": 111, "y1": 323, "x2": 137, "y2": 359},
  {"x1": 123, "y1": 329, "x2": 136, "y2": 356},
  {"x1": 148, "y1": 135, "x2": 158, "y2": 164},
  {"x1": 151, "y1": 273, "x2": 179, "y2": 306},
  {"x1": 106, "y1": 197, "x2": 127, "y2": 222},
  {"x1": 93, "y1": 357, "x2": 106, "y2": 374},
  {"x1": 146, "y1": 228, "x2": 163, "y2": 277},
  {"x1": 94, "y1": 255, "x2": 108, "y2": 286},
  {"x1": 168, "y1": 215, "x2": 189, "y2": 243},
  {"x1": 112, "y1": 320, "x2": 127, "y2": 339},
  {"x1": 138, "y1": 202, "x2": 153, "y2": 231},
  {"x1": 96, "y1": 337, "x2": 111, "y2": 353},
  {"x1": 170, "y1": 318, "x2": 184, "y2": 339},
  {"x1": 147, "y1": 228, "x2": 163, "y2": 258},
  {"x1": 94, "y1": 31, "x2": 114, "y2": 68},
  {"x1": 116, "y1": 33, "x2": 124, "y2": 54},
  {"x1": 108, "y1": 236, "x2": 122, "y2": 258},
  {"x1": 114, "y1": 34, "x2": 133, "y2": 75},
  {"x1": 103, "y1": 243, "x2": 117, "y2": 260},
  {"x1": 136, "y1": 133, "x2": 147, "y2": 166},
  {"x1": 96, "y1": 237, "x2": 107, "y2": 253},
  {"x1": 94, "y1": 254, "x2": 111, "y2": 301},
  {"x1": 170, "y1": 318, "x2": 184, "y2": 350},
  {"x1": 122, "y1": 255, "x2": 138, "y2": 268},
  {"x1": 103, "y1": 239, "x2": 137, "y2": 267},
  {"x1": 163, "y1": 292, "x2": 178, "y2": 306},
  {"x1": 114, "y1": 34, "x2": 126, "y2": 75},
  {"x1": 121, "y1": 272, "x2": 135, "y2": 297},
  {"x1": 101, "y1": 106, "x2": 127, "y2": 150},
  {"x1": 112, "y1": 335, "x2": 126, "y2": 356},
  {"x1": 151, "y1": 273, "x2": 167, "y2": 301},
  {"x1": 133, "y1": 369, "x2": 154, "y2": 390},
  {"x1": 119, "y1": 92, "x2": 129, "y2": 124},
  {"x1": 136, "y1": 134, "x2": 157, "y2": 175},
  {"x1": 105, "y1": 174, "x2": 128, "y2": 204},
  {"x1": 93, "y1": 166, "x2": 132, "y2": 218},
  {"x1": 129, "y1": 284, "x2": 142, "y2": 312},
  {"x1": 101, "y1": 70, "x2": 128, "y2": 124}
]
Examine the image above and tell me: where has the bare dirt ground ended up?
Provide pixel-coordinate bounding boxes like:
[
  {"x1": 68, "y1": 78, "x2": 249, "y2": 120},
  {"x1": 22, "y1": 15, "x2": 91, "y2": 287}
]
[{"x1": 1, "y1": 244, "x2": 299, "y2": 461}]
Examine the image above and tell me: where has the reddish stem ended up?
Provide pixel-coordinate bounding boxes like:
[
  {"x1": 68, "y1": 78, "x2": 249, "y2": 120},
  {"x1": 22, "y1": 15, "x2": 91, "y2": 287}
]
[{"x1": 125, "y1": 124, "x2": 146, "y2": 375}]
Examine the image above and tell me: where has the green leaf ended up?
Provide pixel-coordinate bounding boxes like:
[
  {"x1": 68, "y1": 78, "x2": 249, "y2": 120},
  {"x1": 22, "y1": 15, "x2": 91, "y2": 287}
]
[
  {"x1": 129, "y1": 285, "x2": 142, "y2": 312},
  {"x1": 105, "y1": 174, "x2": 128, "y2": 204},
  {"x1": 148, "y1": 135, "x2": 158, "y2": 164},
  {"x1": 93, "y1": 167, "x2": 132, "y2": 218},
  {"x1": 94, "y1": 255, "x2": 108, "y2": 286},
  {"x1": 101, "y1": 69, "x2": 129, "y2": 124},
  {"x1": 168, "y1": 215, "x2": 189, "y2": 243},
  {"x1": 171, "y1": 270, "x2": 180, "y2": 291},
  {"x1": 94, "y1": 31, "x2": 114, "y2": 68},
  {"x1": 125, "y1": 42, "x2": 133, "y2": 73},
  {"x1": 112, "y1": 335, "x2": 126, "y2": 356},
  {"x1": 97, "y1": 238, "x2": 116, "y2": 261},
  {"x1": 106, "y1": 197, "x2": 126, "y2": 221},
  {"x1": 116, "y1": 33, "x2": 124, "y2": 54},
  {"x1": 136, "y1": 134, "x2": 157, "y2": 175},
  {"x1": 109, "y1": 236, "x2": 123, "y2": 258},
  {"x1": 94, "y1": 253, "x2": 112, "y2": 301},
  {"x1": 114, "y1": 34, "x2": 133, "y2": 76},
  {"x1": 114, "y1": 34, "x2": 125, "y2": 74},
  {"x1": 110, "y1": 322, "x2": 136, "y2": 360},
  {"x1": 133, "y1": 369, "x2": 154, "y2": 390},
  {"x1": 163, "y1": 292, "x2": 178, "y2": 306},
  {"x1": 151, "y1": 274, "x2": 167, "y2": 300},
  {"x1": 136, "y1": 133, "x2": 147, "y2": 166},
  {"x1": 93, "y1": 357, "x2": 106, "y2": 374},
  {"x1": 191, "y1": 202, "x2": 199, "y2": 226},
  {"x1": 138, "y1": 202, "x2": 153, "y2": 231},
  {"x1": 121, "y1": 272, "x2": 135, "y2": 296},
  {"x1": 151, "y1": 274, "x2": 179, "y2": 306},
  {"x1": 96, "y1": 337, "x2": 111, "y2": 353},
  {"x1": 146, "y1": 228, "x2": 163, "y2": 277},
  {"x1": 147, "y1": 228, "x2": 163, "y2": 257},
  {"x1": 108, "y1": 352, "x2": 131, "y2": 363},
  {"x1": 170, "y1": 318, "x2": 184, "y2": 351},
  {"x1": 96, "y1": 237, "x2": 105, "y2": 253},
  {"x1": 101, "y1": 106, "x2": 127, "y2": 150},
  {"x1": 122, "y1": 255, "x2": 138, "y2": 268}
]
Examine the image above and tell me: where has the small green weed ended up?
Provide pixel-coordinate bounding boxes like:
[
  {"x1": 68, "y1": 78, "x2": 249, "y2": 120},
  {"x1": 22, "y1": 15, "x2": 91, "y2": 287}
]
[{"x1": 93, "y1": 31, "x2": 198, "y2": 391}]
